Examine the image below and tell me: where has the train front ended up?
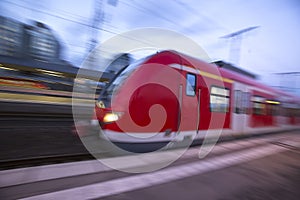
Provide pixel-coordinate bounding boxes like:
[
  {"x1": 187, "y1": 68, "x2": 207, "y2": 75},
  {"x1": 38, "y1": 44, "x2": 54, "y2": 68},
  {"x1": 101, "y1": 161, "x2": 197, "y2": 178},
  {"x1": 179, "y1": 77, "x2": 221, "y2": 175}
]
[
  {"x1": 94, "y1": 58, "x2": 154, "y2": 143},
  {"x1": 94, "y1": 52, "x2": 181, "y2": 144}
]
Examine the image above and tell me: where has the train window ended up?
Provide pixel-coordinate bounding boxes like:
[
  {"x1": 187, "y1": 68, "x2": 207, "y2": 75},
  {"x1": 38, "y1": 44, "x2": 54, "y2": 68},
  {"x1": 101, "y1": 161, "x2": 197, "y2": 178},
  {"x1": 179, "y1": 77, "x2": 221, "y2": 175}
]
[
  {"x1": 234, "y1": 90, "x2": 242, "y2": 114},
  {"x1": 210, "y1": 86, "x2": 230, "y2": 113},
  {"x1": 265, "y1": 100, "x2": 280, "y2": 115},
  {"x1": 252, "y1": 96, "x2": 266, "y2": 115},
  {"x1": 186, "y1": 73, "x2": 196, "y2": 96},
  {"x1": 245, "y1": 92, "x2": 252, "y2": 114}
]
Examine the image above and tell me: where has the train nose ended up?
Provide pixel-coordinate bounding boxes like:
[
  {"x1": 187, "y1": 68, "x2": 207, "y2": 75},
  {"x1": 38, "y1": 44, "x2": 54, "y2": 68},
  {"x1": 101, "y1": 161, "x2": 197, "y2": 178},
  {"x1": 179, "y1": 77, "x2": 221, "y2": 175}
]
[{"x1": 95, "y1": 102, "x2": 124, "y2": 125}]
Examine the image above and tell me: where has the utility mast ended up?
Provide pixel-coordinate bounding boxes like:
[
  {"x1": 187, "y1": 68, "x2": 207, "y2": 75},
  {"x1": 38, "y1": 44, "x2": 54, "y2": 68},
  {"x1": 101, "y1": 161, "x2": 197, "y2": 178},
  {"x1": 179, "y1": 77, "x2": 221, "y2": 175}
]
[
  {"x1": 221, "y1": 26, "x2": 259, "y2": 65},
  {"x1": 88, "y1": 0, "x2": 104, "y2": 53},
  {"x1": 84, "y1": 0, "x2": 119, "y2": 69}
]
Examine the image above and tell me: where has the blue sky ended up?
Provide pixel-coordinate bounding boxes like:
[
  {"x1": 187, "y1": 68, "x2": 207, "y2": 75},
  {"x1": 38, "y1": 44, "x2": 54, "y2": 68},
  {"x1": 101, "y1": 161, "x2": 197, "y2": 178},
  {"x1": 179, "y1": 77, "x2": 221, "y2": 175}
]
[{"x1": 1, "y1": 0, "x2": 300, "y2": 94}]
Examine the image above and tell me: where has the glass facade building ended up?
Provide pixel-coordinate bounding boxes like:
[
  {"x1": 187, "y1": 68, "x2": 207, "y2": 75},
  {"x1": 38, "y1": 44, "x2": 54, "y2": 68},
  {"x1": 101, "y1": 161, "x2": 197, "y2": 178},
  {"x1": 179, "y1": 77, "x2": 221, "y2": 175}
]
[
  {"x1": 0, "y1": 16, "x2": 61, "y2": 63},
  {"x1": 0, "y1": 16, "x2": 23, "y2": 57},
  {"x1": 25, "y1": 22, "x2": 60, "y2": 62}
]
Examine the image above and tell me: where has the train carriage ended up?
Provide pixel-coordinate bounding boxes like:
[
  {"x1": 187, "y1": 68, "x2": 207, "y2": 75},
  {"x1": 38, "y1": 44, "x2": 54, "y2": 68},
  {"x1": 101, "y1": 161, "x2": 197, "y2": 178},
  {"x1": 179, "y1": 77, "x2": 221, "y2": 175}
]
[{"x1": 95, "y1": 50, "x2": 300, "y2": 144}]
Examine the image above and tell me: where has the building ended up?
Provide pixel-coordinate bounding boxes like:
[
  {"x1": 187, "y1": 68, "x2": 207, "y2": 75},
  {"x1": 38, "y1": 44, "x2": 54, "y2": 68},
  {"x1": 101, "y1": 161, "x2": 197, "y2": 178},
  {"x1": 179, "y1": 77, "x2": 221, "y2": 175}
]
[
  {"x1": 0, "y1": 16, "x2": 61, "y2": 63},
  {"x1": 24, "y1": 21, "x2": 61, "y2": 62},
  {"x1": 0, "y1": 16, "x2": 23, "y2": 57},
  {"x1": 0, "y1": 16, "x2": 116, "y2": 94}
]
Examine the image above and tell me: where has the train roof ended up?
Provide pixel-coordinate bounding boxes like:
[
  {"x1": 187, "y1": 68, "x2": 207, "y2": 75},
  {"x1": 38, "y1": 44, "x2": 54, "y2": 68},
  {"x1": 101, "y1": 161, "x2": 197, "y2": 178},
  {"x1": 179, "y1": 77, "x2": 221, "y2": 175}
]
[
  {"x1": 151, "y1": 50, "x2": 300, "y2": 104},
  {"x1": 213, "y1": 60, "x2": 257, "y2": 79}
]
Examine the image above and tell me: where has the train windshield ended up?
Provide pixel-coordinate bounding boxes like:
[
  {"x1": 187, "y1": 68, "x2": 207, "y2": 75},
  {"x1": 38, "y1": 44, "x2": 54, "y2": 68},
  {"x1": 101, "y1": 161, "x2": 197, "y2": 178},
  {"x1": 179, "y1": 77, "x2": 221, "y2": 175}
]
[
  {"x1": 99, "y1": 57, "x2": 148, "y2": 104},
  {"x1": 107, "y1": 62, "x2": 139, "y2": 93}
]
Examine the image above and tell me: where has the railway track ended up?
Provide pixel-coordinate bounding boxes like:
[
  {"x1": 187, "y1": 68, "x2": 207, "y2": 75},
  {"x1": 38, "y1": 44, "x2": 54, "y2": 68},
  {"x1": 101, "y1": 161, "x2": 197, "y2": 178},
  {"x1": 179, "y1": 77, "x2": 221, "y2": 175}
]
[
  {"x1": 0, "y1": 129, "x2": 298, "y2": 171},
  {"x1": 0, "y1": 153, "x2": 95, "y2": 170}
]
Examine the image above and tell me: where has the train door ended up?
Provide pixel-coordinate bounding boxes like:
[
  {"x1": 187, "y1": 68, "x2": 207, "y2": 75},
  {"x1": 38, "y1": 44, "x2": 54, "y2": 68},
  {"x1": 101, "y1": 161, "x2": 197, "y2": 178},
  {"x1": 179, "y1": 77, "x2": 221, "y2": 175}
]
[
  {"x1": 232, "y1": 82, "x2": 250, "y2": 134},
  {"x1": 180, "y1": 72, "x2": 198, "y2": 137},
  {"x1": 196, "y1": 88, "x2": 201, "y2": 133},
  {"x1": 186, "y1": 72, "x2": 201, "y2": 134}
]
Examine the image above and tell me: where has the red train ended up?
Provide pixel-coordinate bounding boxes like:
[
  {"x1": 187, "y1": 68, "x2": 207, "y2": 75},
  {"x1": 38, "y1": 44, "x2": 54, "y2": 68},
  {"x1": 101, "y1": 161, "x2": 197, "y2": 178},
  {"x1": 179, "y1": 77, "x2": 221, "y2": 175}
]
[{"x1": 94, "y1": 50, "x2": 300, "y2": 144}]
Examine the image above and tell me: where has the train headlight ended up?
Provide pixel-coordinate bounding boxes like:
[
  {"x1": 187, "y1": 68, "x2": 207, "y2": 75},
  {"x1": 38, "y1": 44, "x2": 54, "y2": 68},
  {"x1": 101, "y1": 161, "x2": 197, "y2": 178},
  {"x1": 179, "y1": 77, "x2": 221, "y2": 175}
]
[
  {"x1": 103, "y1": 112, "x2": 123, "y2": 123},
  {"x1": 96, "y1": 100, "x2": 105, "y2": 108}
]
